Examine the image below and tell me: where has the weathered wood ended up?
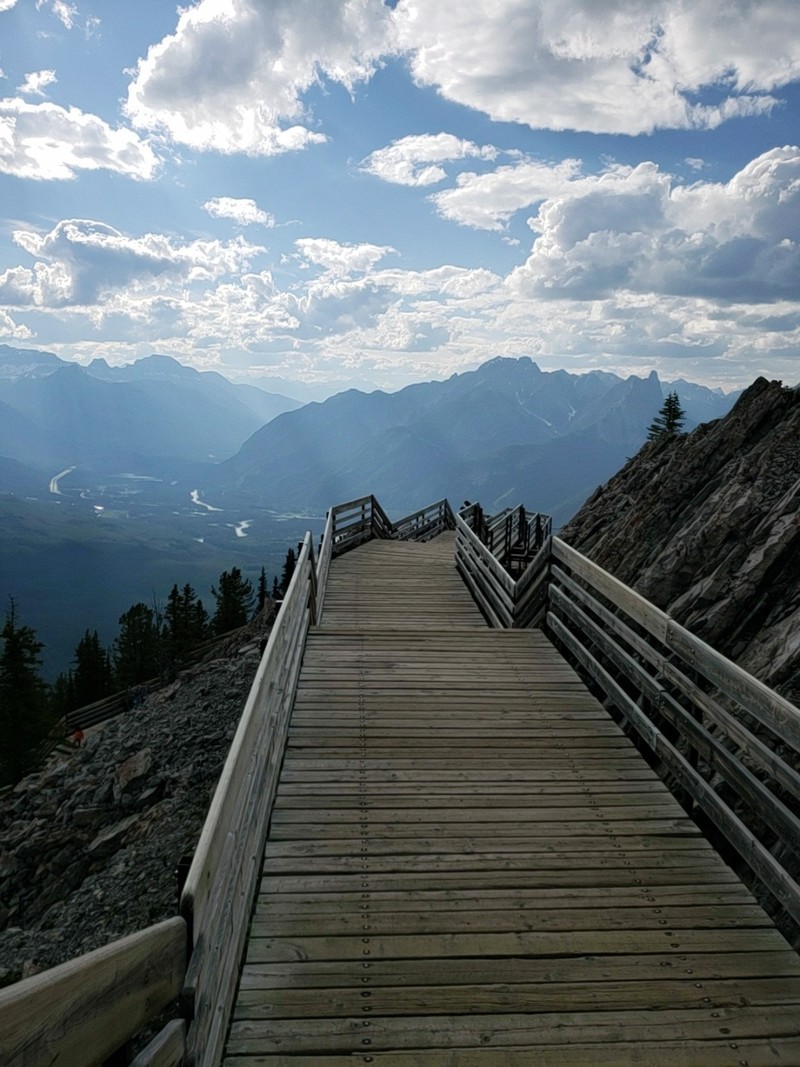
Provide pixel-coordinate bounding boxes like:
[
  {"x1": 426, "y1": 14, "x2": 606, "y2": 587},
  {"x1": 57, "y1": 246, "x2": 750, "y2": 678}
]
[
  {"x1": 551, "y1": 564, "x2": 800, "y2": 797},
  {"x1": 217, "y1": 514, "x2": 800, "y2": 1066},
  {"x1": 129, "y1": 1019, "x2": 186, "y2": 1067},
  {"x1": 182, "y1": 533, "x2": 317, "y2": 1067},
  {"x1": 548, "y1": 611, "x2": 800, "y2": 927},
  {"x1": 222, "y1": 1040, "x2": 800, "y2": 1066},
  {"x1": 0, "y1": 918, "x2": 186, "y2": 1067},
  {"x1": 550, "y1": 583, "x2": 800, "y2": 855},
  {"x1": 551, "y1": 536, "x2": 671, "y2": 642}
]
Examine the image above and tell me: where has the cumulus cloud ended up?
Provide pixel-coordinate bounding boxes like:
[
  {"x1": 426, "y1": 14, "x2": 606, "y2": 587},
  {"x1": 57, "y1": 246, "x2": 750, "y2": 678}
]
[
  {"x1": 204, "y1": 197, "x2": 275, "y2": 227},
  {"x1": 17, "y1": 70, "x2": 57, "y2": 97},
  {"x1": 394, "y1": 0, "x2": 800, "y2": 135},
  {"x1": 295, "y1": 237, "x2": 395, "y2": 276},
  {"x1": 361, "y1": 132, "x2": 498, "y2": 186},
  {"x1": 0, "y1": 309, "x2": 32, "y2": 339},
  {"x1": 125, "y1": 0, "x2": 395, "y2": 155},
  {"x1": 0, "y1": 0, "x2": 19, "y2": 11},
  {"x1": 2, "y1": 219, "x2": 264, "y2": 306},
  {"x1": 431, "y1": 158, "x2": 583, "y2": 230},
  {"x1": 0, "y1": 98, "x2": 159, "y2": 180},
  {"x1": 116, "y1": 0, "x2": 800, "y2": 166},
  {"x1": 510, "y1": 147, "x2": 800, "y2": 303}
]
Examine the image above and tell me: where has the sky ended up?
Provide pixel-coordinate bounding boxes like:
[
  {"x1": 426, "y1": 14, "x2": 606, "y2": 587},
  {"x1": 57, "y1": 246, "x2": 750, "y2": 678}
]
[{"x1": 0, "y1": 0, "x2": 799, "y2": 396}]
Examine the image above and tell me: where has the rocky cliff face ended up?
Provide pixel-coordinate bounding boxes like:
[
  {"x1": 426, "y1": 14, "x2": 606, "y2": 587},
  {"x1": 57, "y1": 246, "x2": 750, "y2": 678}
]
[
  {"x1": 561, "y1": 377, "x2": 800, "y2": 707},
  {"x1": 0, "y1": 633, "x2": 262, "y2": 985}
]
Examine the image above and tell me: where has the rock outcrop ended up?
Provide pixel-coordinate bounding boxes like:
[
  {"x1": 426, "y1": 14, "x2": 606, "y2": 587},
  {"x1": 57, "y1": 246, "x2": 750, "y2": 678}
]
[
  {"x1": 561, "y1": 377, "x2": 800, "y2": 706},
  {"x1": 0, "y1": 635, "x2": 262, "y2": 985}
]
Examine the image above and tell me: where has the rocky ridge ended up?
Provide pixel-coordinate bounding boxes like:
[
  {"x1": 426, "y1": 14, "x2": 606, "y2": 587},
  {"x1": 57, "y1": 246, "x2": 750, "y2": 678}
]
[
  {"x1": 0, "y1": 629, "x2": 263, "y2": 985},
  {"x1": 561, "y1": 377, "x2": 800, "y2": 706}
]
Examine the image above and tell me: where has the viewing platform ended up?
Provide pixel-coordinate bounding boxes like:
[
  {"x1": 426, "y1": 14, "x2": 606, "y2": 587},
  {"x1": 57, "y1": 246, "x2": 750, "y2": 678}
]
[
  {"x1": 224, "y1": 533, "x2": 800, "y2": 1064},
  {"x1": 2, "y1": 500, "x2": 799, "y2": 1067}
]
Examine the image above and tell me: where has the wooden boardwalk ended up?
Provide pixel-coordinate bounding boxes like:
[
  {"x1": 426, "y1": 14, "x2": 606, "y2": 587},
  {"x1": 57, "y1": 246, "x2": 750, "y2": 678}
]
[{"x1": 224, "y1": 534, "x2": 800, "y2": 1065}]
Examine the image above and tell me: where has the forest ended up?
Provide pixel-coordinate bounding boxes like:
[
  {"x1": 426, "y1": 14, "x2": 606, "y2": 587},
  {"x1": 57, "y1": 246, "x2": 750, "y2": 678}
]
[{"x1": 0, "y1": 548, "x2": 297, "y2": 786}]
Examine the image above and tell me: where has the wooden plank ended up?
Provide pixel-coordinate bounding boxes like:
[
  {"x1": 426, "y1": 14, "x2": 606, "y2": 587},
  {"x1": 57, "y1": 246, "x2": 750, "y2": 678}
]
[
  {"x1": 0, "y1": 918, "x2": 186, "y2": 1067},
  {"x1": 223, "y1": 1039, "x2": 800, "y2": 1066},
  {"x1": 245, "y1": 927, "x2": 790, "y2": 963},
  {"x1": 129, "y1": 1020, "x2": 186, "y2": 1067},
  {"x1": 238, "y1": 950, "x2": 800, "y2": 988},
  {"x1": 221, "y1": 528, "x2": 800, "y2": 1066},
  {"x1": 230, "y1": 998, "x2": 800, "y2": 1035},
  {"x1": 548, "y1": 612, "x2": 800, "y2": 927}
]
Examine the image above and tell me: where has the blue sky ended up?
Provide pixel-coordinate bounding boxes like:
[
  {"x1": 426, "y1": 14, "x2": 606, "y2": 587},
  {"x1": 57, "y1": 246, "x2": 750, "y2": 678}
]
[{"x1": 1, "y1": 0, "x2": 799, "y2": 395}]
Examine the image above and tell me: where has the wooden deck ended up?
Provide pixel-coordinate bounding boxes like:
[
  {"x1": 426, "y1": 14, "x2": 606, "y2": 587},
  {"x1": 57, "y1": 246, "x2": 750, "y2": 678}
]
[{"x1": 224, "y1": 534, "x2": 800, "y2": 1065}]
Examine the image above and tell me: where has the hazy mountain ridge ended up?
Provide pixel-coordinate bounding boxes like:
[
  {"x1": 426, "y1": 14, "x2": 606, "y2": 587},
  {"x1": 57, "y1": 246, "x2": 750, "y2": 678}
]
[
  {"x1": 561, "y1": 377, "x2": 800, "y2": 705},
  {"x1": 215, "y1": 357, "x2": 738, "y2": 525},
  {"x1": 0, "y1": 346, "x2": 301, "y2": 482}
]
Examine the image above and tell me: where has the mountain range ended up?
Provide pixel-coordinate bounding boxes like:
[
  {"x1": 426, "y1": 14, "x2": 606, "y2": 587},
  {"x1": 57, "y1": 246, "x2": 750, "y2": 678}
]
[
  {"x1": 0, "y1": 346, "x2": 739, "y2": 675},
  {"x1": 212, "y1": 356, "x2": 738, "y2": 525},
  {"x1": 0, "y1": 346, "x2": 301, "y2": 488}
]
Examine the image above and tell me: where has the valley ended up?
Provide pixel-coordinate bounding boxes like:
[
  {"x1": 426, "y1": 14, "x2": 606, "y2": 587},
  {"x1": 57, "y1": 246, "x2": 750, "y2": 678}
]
[
  {"x1": 0, "y1": 344, "x2": 740, "y2": 680},
  {"x1": 1, "y1": 471, "x2": 322, "y2": 678}
]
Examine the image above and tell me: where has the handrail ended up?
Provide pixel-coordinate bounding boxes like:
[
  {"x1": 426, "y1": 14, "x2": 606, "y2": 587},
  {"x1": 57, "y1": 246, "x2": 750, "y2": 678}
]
[
  {"x1": 180, "y1": 531, "x2": 318, "y2": 1067},
  {"x1": 454, "y1": 505, "x2": 552, "y2": 628},
  {"x1": 0, "y1": 918, "x2": 187, "y2": 1067},
  {"x1": 547, "y1": 535, "x2": 800, "y2": 928},
  {"x1": 392, "y1": 498, "x2": 455, "y2": 541}
]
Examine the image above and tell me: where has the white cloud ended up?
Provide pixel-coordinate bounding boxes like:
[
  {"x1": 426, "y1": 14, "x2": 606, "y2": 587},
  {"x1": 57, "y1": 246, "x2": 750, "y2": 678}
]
[
  {"x1": 125, "y1": 0, "x2": 395, "y2": 155},
  {"x1": 17, "y1": 70, "x2": 57, "y2": 97},
  {"x1": 295, "y1": 237, "x2": 395, "y2": 276},
  {"x1": 0, "y1": 98, "x2": 159, "y2": 180},
  {"x1": 0, "y1": 309, "x2": 32, "y2": 339},
  {"x1": 118, "y1": 0, "x2": 800, "y2": 168},
  {"x1": 361, "y1": 132, "x2": 498, "y2": 187},
  {"x1": 0, "y1": 0, "x2": 19, "y2": 11},
  {"x1": 35, "y1": 0, "x2": 77, "y2": 28},
  {"x1": 394, "y1": 0, "x2": 800, "y2": 135},
  {"x1": 2, "y1": 219, "x2": 264, "y2": 306},
  {"x1": 509, "y1": 147, "x2": 800, "y2": 303},
  {"x1": 431, "y1": 158, "x2": 583, "y2": 230},
  {"x1": 51, "y1": 1, "x2": 78, "y2": 29},
  {"x1": 204, "y1": 197, "x2": 275, "y2": 227}
]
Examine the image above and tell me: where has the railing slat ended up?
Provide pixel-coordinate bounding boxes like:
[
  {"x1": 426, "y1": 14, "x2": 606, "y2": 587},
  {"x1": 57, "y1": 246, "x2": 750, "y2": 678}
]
[{"x1": 129, "y1": 1019, "x2": 186, "y2": 1067}]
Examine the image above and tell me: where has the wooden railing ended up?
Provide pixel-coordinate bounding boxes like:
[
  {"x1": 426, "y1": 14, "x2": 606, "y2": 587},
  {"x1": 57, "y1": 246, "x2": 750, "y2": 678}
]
[
  {"x1": 179, "y1": 531, "x2": 318, "y2": 1067},
  {"x1": 547, "y1": 536, "x2": 800, "y2": 929},
  {"x1": 455, "y1": 504, "x2": 552, "y2": 627},
  {"x1": 62, "y1": 616, "x2": 273, "y2": 735},
  {"x1": 0, "y1": 918, "x2": 187, "y2": 1067},
  {"x1": 391, "y1": 498, "x2": 454, "y2": 542},
  {"x1": 326, "y1": 494, "x2": 454, "y2": 558},
  {"x1": 327, "y1": 494, "x2": 394, "y2": 556},
  {"x1": 0, "y1": 532, "x2": 324, "y2": 1067},
  {"x1": 3, "y1": 492, "x2": 798, "y2": 1067}
]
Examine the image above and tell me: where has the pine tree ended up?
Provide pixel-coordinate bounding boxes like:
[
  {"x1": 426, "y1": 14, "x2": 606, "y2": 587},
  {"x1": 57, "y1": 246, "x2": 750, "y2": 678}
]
[
  {"x1": 271, "y1": 576, "x2": 281, "y2": 600},
  {"x1": 256, "y1": 567, "x2": 268, "y2": 616},
  {"x1": 114, "y1": 603, "x2": 161, "y2": 689},
  {"x1": 164, "y1": 583, "x2": 208, "y2": 667},
  {"x1": 280, "y1": 547, "x2": 297, "y2": 595},
  {"x1": 647, "y1": 391, "x2": 686, "y2": 441},
  {"x1": 211, "y1": 567, "x2": 254, "y2": 634},
  {"x1": 72, "y1": 629, "x2": 114, "y2": 708},
  {"x1": 0, "y1": 599, "x2": 53, "y2": 784}
]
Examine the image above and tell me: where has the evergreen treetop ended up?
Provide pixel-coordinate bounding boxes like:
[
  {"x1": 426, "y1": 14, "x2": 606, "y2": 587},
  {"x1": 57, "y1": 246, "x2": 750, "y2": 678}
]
[{"x1": 647, "y1": 390, "x2": 686, "y2": 441}]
